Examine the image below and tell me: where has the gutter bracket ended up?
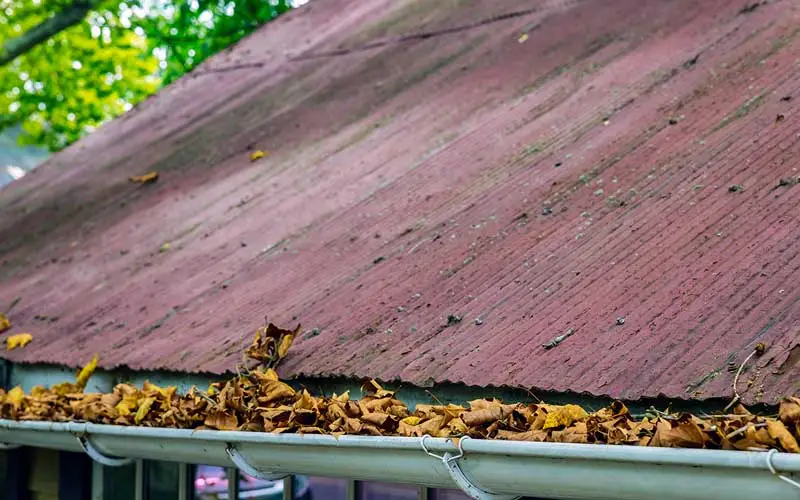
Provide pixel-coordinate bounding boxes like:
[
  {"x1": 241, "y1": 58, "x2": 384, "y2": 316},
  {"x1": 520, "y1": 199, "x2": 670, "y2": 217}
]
[
  {"x1": 421, "y1": 435, "x2": 520, "y2": 500},
  {"x1": 226, "y1": 444, "x2": 288, "y2": 481},
  {"x1": 766, "y1": 449, "x2": 800, "y2": 491},
  {"x1": 77, "y1": 436, "x2": 133, "y2": 467}
]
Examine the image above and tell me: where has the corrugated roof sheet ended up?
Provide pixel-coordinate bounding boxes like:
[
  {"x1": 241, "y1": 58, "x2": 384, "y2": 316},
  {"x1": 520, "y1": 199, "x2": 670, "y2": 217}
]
[{"x1": 1, "y1": 0, "x2": 798, "y2": 404}]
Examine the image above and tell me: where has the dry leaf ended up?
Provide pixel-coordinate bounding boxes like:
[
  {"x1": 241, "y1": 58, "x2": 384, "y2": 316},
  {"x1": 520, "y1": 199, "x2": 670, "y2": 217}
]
[
  {"x1": 129, "y1": 172, "x2": 159, "y2": 185},
  {"x1": 205, "y1": 411, "x2": 239, "y2": 431},
  {"x1": 76, "y1": 354, "x2": 98, "y2": 389},
  {"x1": 767, "y1": 420, "x2": 800, "y2": 453},
  {"x1": 6, "y1": 333, "x2": 33, "y2": 351},
  {"x1": 779, "y1": 397, "x2": 800, "y2": 426},
  {"x1": 134, "y1": 397, "x2": 155, "y2": 424},
  {"x1": 0, "y1": 319, "x2": 797, "y2": 454},
  {"x1": 7, "y1": 386, "x2": 24, "y2": 409},
  {"x1": 250, "y1": 150, "x2": 267, "y2": 161},
  {"x1": 543, "y1": 404, "x2": 589, "y2": 430}
]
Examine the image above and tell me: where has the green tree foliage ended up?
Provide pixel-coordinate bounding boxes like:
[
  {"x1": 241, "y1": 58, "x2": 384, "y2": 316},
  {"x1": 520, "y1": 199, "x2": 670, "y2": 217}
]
[{"x1": 1, "y1": 0, "x2": 292, "y2": 151}]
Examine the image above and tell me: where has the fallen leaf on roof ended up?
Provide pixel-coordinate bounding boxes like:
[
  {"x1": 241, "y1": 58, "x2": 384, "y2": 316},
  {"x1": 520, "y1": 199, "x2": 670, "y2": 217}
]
[
  {"x1": 6, "y1": 333, "x2": 32, "y2": 351},
  {"x1": 159, "y1": 242, "x2": 172, "y2": 253},
  {"x1": 245, "y1": 322, "x2": 300, "y2": 368},
  {"x1": 250, "y1": 150, "x2": 267, "y2": 161},
  {"x1": 0, "y1": 313, "x2": 10, "y2": 334},
  {"x1": 128, "y1": 172, "x2": 159, "y2": 184},
  {"x1": 518, "y1": 33, "x2": 529, "y2": 43}
]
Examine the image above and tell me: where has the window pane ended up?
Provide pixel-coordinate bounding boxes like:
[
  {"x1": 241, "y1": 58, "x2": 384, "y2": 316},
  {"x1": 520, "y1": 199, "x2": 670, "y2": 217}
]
[
  {"x1": 146, "y1": 461, "x2": 179, "y2": 500},
  {"x1": 359, "y1": 481, "x2": 419, "y2": 500},
  {"x1": 304, "y1": 476, "x2": 346, "y2": 500},
  {"x1": 103, "y1": 462, "x2": 136, "y2": 500},
  {"x1": 194, "y1": 465, "x2": 317, "y2": 500},
  {"x1": 431, "y1": 488, "x2": 471, "y2": 500}
]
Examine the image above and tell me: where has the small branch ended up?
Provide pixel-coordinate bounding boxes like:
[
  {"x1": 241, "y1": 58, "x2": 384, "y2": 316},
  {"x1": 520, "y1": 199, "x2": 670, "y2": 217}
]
[
  {"x1": 725, "y1": 422, "x2": 767, "y2": 440},
  {"x1": 724, "y1": 348, "x2": 759, "y2": 412},
  {"x1": 1, "y1": 0, "x2": 104, "y2": 66}
]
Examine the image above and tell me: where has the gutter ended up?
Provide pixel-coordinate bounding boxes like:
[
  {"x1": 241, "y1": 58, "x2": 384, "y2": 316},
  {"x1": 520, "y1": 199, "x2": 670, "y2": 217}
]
[{"x1": 0, "y1": 420, "x2": 798, "y2": 500}]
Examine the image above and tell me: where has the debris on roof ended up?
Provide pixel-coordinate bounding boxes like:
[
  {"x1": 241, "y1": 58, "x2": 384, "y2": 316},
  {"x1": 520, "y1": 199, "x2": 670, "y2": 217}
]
[{"x1": 1, "y1": 327, "x2": 798, "y2": 453}]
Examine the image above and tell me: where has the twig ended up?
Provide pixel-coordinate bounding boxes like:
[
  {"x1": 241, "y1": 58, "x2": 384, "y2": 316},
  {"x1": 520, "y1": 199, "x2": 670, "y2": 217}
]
[
  {"x1": 198, "y1": 392, "x2": 218, "y2": 408},
  {"x1": 724, "y1": 348, "x2": 758, "y2": 412},
  {"x1": 4, "y1": 296, "x2": 21, "y2": 314},
  {"x1": 425, "y1": 390, "x2": 445, "y2": 406},
  {"x1": 725, "y1": 422, "x2": 767, "y2": 440},
  {"x1": 523, "y1": 387, "x2": 541, "y2": 403}
]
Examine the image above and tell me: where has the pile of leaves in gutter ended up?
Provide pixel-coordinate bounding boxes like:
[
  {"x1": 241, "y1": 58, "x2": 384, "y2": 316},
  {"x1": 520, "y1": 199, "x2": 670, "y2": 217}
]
[{"x1": 0, "y1": 323, "x2": 798, "y2": 453}]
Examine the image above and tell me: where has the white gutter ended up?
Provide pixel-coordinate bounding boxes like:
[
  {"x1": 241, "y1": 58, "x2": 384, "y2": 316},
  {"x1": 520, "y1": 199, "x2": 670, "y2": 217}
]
[{"x1": 0, "y1": 420, "x2": 798, "y2": 500}]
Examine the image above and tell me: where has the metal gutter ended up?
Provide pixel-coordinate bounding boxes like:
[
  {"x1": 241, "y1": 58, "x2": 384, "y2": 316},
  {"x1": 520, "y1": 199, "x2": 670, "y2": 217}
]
[{"x1": 0, "y1": 420, "x2": 798, "y2": 499}]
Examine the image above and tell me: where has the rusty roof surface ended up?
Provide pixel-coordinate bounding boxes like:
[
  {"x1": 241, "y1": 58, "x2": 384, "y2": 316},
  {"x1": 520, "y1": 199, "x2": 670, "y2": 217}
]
[{"x1": 1, "y1": 0, "x2": 799, "y2": 404}]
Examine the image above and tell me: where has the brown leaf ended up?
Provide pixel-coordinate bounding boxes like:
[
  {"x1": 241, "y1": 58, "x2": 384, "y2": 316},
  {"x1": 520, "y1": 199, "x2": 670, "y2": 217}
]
[
  {"x1": 496, "y1": 429, "x2": 548, "y2": 441},
  {"x1": 246, "y1": 323, "x2": 301, "y2": 367},
  {"x1": 258, "y1": 380, "x2": 296, "y2": 405},
  {"x1": 129, "y1": 172, "x2": 159, "y2": 184},
  {"x1": 779, "y1": 397, "x2": 800, "y2": 426},
  {"x1": 766, "y1": 420, "x2": 800, "y2": 453},
  {"x1": 361, "y1": 412, "x2": 399, "y2": 431},
  {"x1": 552, "y1": 422, "x2": 588, "y2": 443},
  {"x1": 361, "y1": 380, "x2": 394, "y2": 398},
  {"x1": 650, "y1": 417, "x2": 706, "y2": 448},
  {"x1": 205, "y1": 411, "x2": 239, "y2": 431}
]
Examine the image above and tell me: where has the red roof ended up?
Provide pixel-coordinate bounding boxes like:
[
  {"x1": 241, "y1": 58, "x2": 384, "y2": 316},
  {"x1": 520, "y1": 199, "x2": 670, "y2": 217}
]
[{"x1": 1, "y1": 0, "x2": 798, "y2": 404}]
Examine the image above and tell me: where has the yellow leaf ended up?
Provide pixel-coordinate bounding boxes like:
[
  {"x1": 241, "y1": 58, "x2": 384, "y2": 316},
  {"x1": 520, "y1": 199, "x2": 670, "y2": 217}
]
[
  {"x1": 0, "y1": 313, "x2": 10, "y2": 333},
  {"x1": 518, "y1": 33, "x2": 529, "y2": 43},
  {"x1": 277, "y1": 331, "x2": 295, "y2": 359},
  {"x1": 128, "y1": 171, "x2": 159, "y2": 184},
  {"x1": 159, "y1": 242, "x2": 171, "y2": 253},
  {"x1": 543, "y1": 404, "x2": 589, "y2": 430},
  {"x1": 115, "y1": 394, "x2": 138, "y2": 416},
  {"x1": 7, "y1": 386, "x2": 24, "y2": 409},
  {"x1": 207, "y1": 384, "x2": 217, "y2": 396},
  {"x1": 401, "y1": 416, "x2": 421, "y2": 426},
  {"x1": 76, "y1": 354, "x2": 98, "y2": 388},
  {"x1": 7, "y1": 333, "x2": 33, "y2": 351},
  {"x1": 51, "y1": 382, "x2": 81, "y2": 396},
  {"x1": 134, "y1": 397, "x2": 155, "y2": 424},
  {"x1": 250, "y1": 150, "x2": 267, "y2": 161}
]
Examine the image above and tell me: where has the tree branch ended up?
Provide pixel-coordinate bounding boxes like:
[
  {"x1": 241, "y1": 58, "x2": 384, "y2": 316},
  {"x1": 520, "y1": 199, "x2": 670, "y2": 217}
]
[{"x1": 0, "y1": 0, "x2": 104, "y2": 66}]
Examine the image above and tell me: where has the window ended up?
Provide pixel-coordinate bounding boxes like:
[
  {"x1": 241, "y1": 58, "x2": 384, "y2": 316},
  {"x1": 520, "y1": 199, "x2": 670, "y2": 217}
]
[
  {"x1": 145, "y1": 461, "x2": 180, "y2": 500},
  {"x1": 358, "y1": 481, "x2": 419, "y2": 500},
  {"x1": 306, "y1": 476, "x2": 347, "y2": 499},
  {"x1": 102, "y1": 462, "x2": 136, "y2": 500}
]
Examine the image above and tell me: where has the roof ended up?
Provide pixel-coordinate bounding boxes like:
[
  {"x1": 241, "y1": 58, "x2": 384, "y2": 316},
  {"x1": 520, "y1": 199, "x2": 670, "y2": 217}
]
[{"x1": 0, "y1": 0, "x2": 798, "y2": 404}]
